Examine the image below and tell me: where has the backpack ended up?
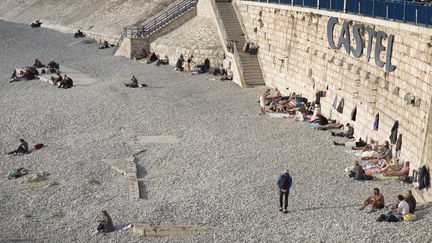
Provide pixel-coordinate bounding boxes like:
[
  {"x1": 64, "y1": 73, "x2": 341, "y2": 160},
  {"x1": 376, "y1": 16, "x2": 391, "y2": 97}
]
[
  {"x1": 280, "y1": 174, "x2": 291, "y2": 190},
  {"x1": 34, "y1": 143, "x2": 44, "y2": 150}
]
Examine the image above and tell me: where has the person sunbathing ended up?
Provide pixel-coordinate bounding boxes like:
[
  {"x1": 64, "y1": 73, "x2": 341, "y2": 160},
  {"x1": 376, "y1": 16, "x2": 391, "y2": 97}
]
[
  {"x1": 135, "y1": 48, "x2": 148, "y2": 60},
  {"x1": 317, "y1": 121, "x2": 343, "y2": 130},
  {"x1": 359, "y1": 188, "x2": 385, "y2": 212},
  {"x1": 311, "y1": 114, "x2": 329, "y2": 126},
  {"x1": 259, "y1": 89, "x2": 270, "y2": 115},
  {"x1": 333, "y1": 137, "x2": 366, "y2": 147},
  {"x1": 331, "y1": 123, "x2": 354, "y2": 138},
  {"x1": 382, "y1": 161, "x2": 410, "y2": 177}
]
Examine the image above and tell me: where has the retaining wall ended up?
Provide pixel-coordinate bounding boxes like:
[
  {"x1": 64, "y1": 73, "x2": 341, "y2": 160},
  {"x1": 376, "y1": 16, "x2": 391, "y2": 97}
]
[{"x1": 236, "y1": 1, "x2": 432, "y2": 180}]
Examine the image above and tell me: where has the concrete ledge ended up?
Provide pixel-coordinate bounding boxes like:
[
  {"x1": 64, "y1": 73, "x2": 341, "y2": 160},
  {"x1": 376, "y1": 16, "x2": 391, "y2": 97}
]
[{"x1": 133, "y1": 223, "x2": 214, "y2": 236}]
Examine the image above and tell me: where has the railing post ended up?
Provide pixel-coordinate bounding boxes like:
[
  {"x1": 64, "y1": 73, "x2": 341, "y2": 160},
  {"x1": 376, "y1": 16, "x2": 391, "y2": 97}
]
[
  {"x1": 372, "y1": 0, "x2": 375, "y2": 17},
  {"x1": 330, "y1": 0, "x2": 332, "y2": 11},
  {"x1": 291, "y1": 0, "x2": 294, "y2": 6},
  {"x1": 358, "y1": 1, "x2": 361, "y2": 14},
  {"x1": 403, "y1": 2, "x2": 406, "y2": 22},
  {"x1": 317, "y1": 0, "x2": 320, "y2": 9},
  {"x1": 343, "y1": 0, "x2": 346, "y2": 13},
  {"x1": 302, "y1": 0, "x2": 305, "y2": 7},
  {"x1": 415, "y1": 8, "x2": 418, "y2": 25}
]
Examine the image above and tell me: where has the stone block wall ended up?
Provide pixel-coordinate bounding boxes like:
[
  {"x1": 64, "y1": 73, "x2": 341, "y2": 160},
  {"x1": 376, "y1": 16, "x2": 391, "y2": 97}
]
[{"x1": 236, "y1": 1, "x2": 432, "y2": 171}]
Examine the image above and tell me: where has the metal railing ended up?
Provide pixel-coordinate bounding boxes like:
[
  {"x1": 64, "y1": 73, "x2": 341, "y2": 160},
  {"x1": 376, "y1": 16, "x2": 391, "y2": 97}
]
[
  {"x1": 117, "y1": 0, "x2": 197, "y2": 40},
  {"x1": 211, "y1": 0, "x2": 246, "y2": 86},
  {"x1": 244, "y1": 0, "x2": 432, "y2": 26}
]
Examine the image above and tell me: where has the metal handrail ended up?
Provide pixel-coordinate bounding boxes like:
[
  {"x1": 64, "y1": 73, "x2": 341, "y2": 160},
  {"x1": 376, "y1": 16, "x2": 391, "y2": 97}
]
[
  {"x1": 244, "y1": 0, "x2": 432, "y2": 27},
  {"x1": 113, "y1": 0, "x2": 198, "y2": 52},
  {"x1": 211, "y1": 0, "x2": 246, "y2": 86},
  {"x1": 124, "y1": 0, "x2": 198, "y2": 38}
]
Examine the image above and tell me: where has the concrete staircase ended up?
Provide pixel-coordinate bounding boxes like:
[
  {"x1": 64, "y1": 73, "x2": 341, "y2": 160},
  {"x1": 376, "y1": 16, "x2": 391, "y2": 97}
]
[{"x1": 215, "y1": 0, "x2": 265, "y2": 86}]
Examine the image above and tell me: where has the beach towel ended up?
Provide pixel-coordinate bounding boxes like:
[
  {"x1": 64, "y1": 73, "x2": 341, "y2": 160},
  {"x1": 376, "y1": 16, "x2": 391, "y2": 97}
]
[
  {"x1": 268, "y1": 113, "x2": 287, "y2": 118},
  {"x1": 306, "y1": 123, "x2": 319, "y2": 129},
  {"x1": 373, "y1": 114, "x2": 379, "y2": 131},
  {"x1": 374, "y1": 173, "x2": 400, "y2": 181}
]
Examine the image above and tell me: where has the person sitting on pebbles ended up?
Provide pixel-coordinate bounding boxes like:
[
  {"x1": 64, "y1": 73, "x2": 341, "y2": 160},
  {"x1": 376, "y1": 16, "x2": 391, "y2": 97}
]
[
  {"x1": 33, "y1": 59, "x2": 45, "y2": 68},
  {"x1": 58, "y1": 74, "x2": 73, "y2": 89},
  {"x1": 10, "y1": 70, "x2": 20, "y2": 82},
  {"x1": 359, "y1": 188, "x2": 385, "y2": 213},
  {"x1": 146, "y1": 52, "x2": 158, "y2": 64},
  {"x1": 7, "y1": 139, "x2": 29, "y2": 155},
  {"x1": 125, "y1": 75, "x2": 139, "y2": 88},
  {"x1": 93, "y1": 210, "x2": 115, "y2": 235},
  {"x1": 51, "y1": 73, "x2": 63, "y2": 85}
]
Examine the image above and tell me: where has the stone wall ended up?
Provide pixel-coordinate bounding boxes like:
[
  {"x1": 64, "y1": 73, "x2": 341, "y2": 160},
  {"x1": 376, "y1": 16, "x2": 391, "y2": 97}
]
[
  {"x1": 236, "y1": 1, "x2": 432, "y2": 175},
  {"x1": 0, "y1": 0, "x2": 178, "y2": 41},
  {"x1": 150, "y1": 16, "x2": 225, "y2": 68}
]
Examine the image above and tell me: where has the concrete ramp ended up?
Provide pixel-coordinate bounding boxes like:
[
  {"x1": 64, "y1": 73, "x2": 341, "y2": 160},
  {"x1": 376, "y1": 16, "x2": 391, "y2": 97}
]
[
  {"x1": 136, "y1": 135, "x2": 180, "y2": 144},
  {"x1": 133, "y1": 223, "x2": 213, "y2": 236},
  {"x1": 16, "y1": 66, "x2": 97, "y2": 86}
]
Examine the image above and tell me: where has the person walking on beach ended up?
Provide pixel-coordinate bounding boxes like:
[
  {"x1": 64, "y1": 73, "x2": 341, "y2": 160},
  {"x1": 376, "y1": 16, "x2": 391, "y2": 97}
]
[{"x1": 277, "y1": 170, "x2": 292, "y2": 214}]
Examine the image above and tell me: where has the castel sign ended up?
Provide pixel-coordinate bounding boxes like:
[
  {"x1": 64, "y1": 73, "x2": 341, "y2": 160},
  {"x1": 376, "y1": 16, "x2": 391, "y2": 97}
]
[{"x1": 327, "y1": 17, "x2": 396, "y2": 72}]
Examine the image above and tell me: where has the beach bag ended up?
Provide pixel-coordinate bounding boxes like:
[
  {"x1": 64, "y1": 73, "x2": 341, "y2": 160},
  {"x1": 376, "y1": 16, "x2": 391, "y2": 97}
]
[
  {"x1": 403, "y1": 213, "x2": 417, "y2": 221},
  {"x1": 8, "y1": 169, "x2": 21, "y2": 179},
  {"x1": 34, "y1": 143, "x2": 44, "y2": 150}
]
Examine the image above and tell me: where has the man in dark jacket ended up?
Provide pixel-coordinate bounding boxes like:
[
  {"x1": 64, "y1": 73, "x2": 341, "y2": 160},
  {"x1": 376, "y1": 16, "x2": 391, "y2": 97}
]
[
  {"x1": 8, "y1": 139, "x2": 29, "y2": 155},
  {"x1": 277, "y1": 170, "x2": 292, "y2": 214},
  {"x1": 404, "y1": 190, "x2": 416, "y2": 214}
]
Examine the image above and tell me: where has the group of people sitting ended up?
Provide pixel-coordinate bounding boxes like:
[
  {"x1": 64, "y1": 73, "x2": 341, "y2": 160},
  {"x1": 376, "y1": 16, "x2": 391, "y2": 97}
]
[
  {"x1": 259, "y1": 88, "x2": 315, "y2": 119},
  {"x1": 360, "y1": 188, "x2": 417, "y2": 222},
  {"x1": 10, "y1": 59, "x2": 60, "y2": 82},
  {"x1": 135, "y1": 49, "x2": 169, "y2": 66},
  {"x1": 51, "y1": 73, "x2": 74, "y2": 89},
  {"x1": 343, "y1": 138, "x2": 409, "y2": 181}
]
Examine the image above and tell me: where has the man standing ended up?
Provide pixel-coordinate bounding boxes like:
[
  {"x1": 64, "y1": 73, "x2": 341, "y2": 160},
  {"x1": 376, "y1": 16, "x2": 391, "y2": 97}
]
[{"x1": 277, "y1": 170, "x2": 292, "y2": 214}]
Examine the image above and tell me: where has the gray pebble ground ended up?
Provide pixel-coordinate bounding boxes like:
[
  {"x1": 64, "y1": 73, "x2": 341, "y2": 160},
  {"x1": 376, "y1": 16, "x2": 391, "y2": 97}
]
[{"x1": 0, "y1": 20, "x2": 431, "y2": 242}]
